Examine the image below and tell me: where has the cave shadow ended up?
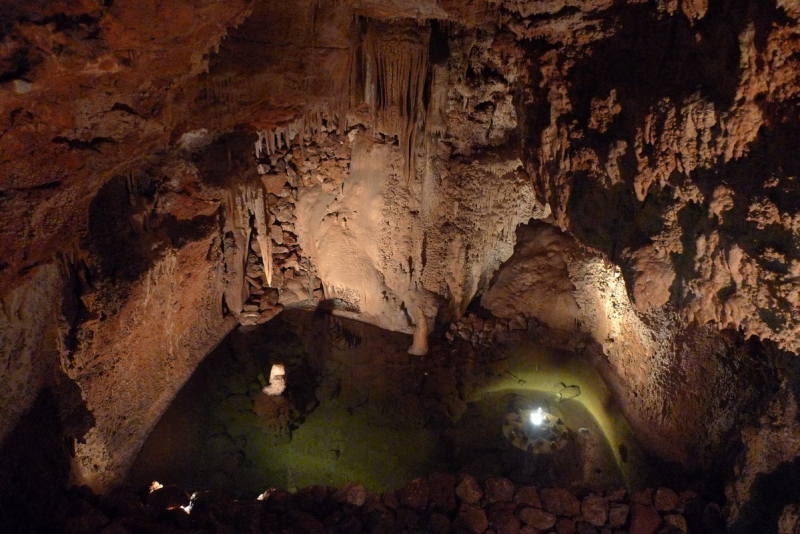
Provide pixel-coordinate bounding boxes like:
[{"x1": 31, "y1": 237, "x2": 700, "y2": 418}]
[
  {"x1": 0, "y1": 390, "x2": 73, "y2": 533},
  {"x1": 569, "y1": 0, "x2": 785, "y2": 140},
  {"x1": 729, "y1": 456, "x2": 800, "y2": 534},
  {"x1": 567, "y1": 171, "x2": 673, "y2": 262}
]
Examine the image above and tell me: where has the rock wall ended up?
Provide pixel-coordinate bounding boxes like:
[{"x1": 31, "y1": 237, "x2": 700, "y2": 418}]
[{"x1": 1, "y1": 1, "x2": 800, "y2": 527}]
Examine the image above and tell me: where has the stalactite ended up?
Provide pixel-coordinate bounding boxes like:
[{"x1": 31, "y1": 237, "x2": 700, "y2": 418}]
[
  {"x1": 256, "y1": 20, "x2": 432, "y2": 185},
  {"x1": 358, "y1": 20, "x2": 431, "y2": 184},
  {"x1": 223, "y1": 183, "x2": 273, "y2": 314},
  {"x1": 254, "y1": 110, "x2": 328, "y2": 163}
]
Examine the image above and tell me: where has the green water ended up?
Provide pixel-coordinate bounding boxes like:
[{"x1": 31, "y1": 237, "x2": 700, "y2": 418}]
[{"x1": 128, "y1": 310, "x2": 641, "y2": 496}]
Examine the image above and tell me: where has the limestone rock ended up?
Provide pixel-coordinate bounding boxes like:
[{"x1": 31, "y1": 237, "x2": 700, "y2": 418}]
[
  {"x1": 653, "y1": 488, "x2": 679, "y2": 512},
  {"x1": 514, "y1": 487, "x2": 543, "y2": 509},
  {"x1": 399, "y1": 477, "x2": 429, "y2": 510},
  {"x1": 485, "y1": 477, "x2": 515, "y2": 503},
  {"x1": 556, "y1": 517, "x2": 576, "y2": 534},
  {"x1": 519, "y1": 508, "x2": 557, "y2": 530},
  {"x1": 581, "y1": 494, "x2": 608, "y2": 526},
  {"x1": 541, "y1": 488, "x2": 581, "y2": 517},
  {"x1": 333, "y1": 483, "x2": 367, "y2": 507},
  {"x1": 629, "y1": 504, "x2": 662, "y2": 534},
  {"x1": 607, "y1": 505, "x2": 629, "y2": 529},
  {"x1": 663, "y1": 514, "x2": 688, "y2": 534},
  {"x1": 428, "y1": 472, "x2": 458, "y2": 513},
  {"x1": 455, "y1": 503, "x2": 489, "y2": 534},
  {"x1": 456, "y1": 475, "x2": 483, "y2": 504}
]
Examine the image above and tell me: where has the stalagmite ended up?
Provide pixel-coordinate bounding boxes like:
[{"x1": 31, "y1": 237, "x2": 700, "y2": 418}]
[
  {"x1": 262, "y1": 364, "x2": 286, "y2": 396},
  {"x1": 223, "y1": 183, "x2": 274, "y2": 314},
  {"x1": 408, "y1": 310, "x2": 430, "y2": 356}
]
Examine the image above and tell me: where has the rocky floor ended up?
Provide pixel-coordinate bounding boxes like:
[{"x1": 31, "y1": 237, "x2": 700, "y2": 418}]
[{"x1": 48, "y1": 474, "x2": 722, "y2": 534}]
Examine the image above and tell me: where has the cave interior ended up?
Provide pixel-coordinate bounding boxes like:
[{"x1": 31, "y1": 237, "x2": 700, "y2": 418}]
[{"x1": 3, "y1": 0, "x2": 800, "y2": 533}]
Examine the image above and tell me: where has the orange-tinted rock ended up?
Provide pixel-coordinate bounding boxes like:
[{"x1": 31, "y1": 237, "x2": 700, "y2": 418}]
[
  {"x1": 333, "y1": 483, "x2": 367, "y2": 507},
  {"x1": 663, "y1": 514, "x2": 688, "y2": 533},
  {"x1": 485, "y1": 477, "x2": 515, "y2": 503},
  {"x1": 456, "y1": 474, "x2": 483, "y2": 504},
  {"x1": 399, "y1": 477, "x2": 429, "y2": 510},
  {"x1": 429, "y1": 472, "x2": 457, "y2": 513},
  {"x1": 608, "y1": 504, "x2": 629, "y2": 528},
  {"x1": 541, "y1": 488, "x2": 581, "y2": 517},
  {"x1": 514, "y1": 486, "x2": 543, "y2": 509},
  {"x1": 556, "y1": 517, "x2": 576, "y2": 534},
  {"x1": 519, "y1": 508, "x2": 557, "y2": 530},
  {"x1": 631, "y1": 490, "x2": 653, "y2": 506},
  {"x1": 654, "y1": 488, "x2": 679, "y2": 512},
  {"x1": 629, "y1": 504, "x2": 662, "y2": 534},
  {"x1": 581, "y1": 494, "x2": 608, "y2": 526},
  {"x1": 488, "y1": 502, "x2": 520, "y2": 534},
  {"x1": 455, "y1": 503, "x2": 489, "y2": 534}
]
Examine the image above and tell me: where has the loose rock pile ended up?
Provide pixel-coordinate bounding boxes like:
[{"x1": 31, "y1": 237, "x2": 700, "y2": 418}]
[
  {"x1": 50, "y1": 475, "x2": 724, "y2": 534},
  {"x1": 446, "y1": 313, "x2": 525, "y2": 348}
]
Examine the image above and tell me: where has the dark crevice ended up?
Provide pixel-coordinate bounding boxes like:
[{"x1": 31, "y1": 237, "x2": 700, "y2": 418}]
[
  {"x1": 52, "y1": 136, "x2": 116, "y2": 152},
  {"x1": 111, "y1": 102, "x2": 140, "y2": 116}
]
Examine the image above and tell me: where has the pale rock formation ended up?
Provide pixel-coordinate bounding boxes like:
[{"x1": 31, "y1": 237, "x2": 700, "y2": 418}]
[{"x1": 262, "y1": 364, "x2": 287, "y2": 396}]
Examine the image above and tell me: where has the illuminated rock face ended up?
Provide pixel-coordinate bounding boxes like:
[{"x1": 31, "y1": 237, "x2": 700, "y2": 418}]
[{"x1": 1, "y1": 0, "x2": 800, "y2": 523}]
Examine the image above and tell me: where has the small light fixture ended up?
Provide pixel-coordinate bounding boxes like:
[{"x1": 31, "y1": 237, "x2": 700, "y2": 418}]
[{"x1": 530, "y1": 407, "x2": 544, "y2": 426}]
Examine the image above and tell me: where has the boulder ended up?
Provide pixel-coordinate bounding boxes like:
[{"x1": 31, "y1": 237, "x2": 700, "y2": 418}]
[
  {"x1": 653, "y1": 488, "x2": 679, "y2": 512},
  {"x1": 631, "y1": 490, "x2": 653, "y2": 506},
  {"x1": 663, "y1": 514, "x2": 688, "y2": 533},
  {"x1": 581, "y1": 494, "x2": 608, "y2": 526},
  {"x1": 488, "y1": 503, "x2": 520, "y2": 534},
  {"x1": 399, "y1": 478, "x2": 429, "y2": 510},
  {"x1": 430, "y1": 512, "x2": 452, "y2": 534},
  {"x1": 608, "y1": 504, "x2": 629, "y2": 528},
  {"x1": 630, "y1": 504, "x2": 662, "y2": 534},
  {"x1": 429, "y1": 472, "x2": 458, "y2": 513},
  {"x1": 519, "y1": 507, "x2": 557, "y2": 530},
  {"x1": 333, "y1": 483, "x2": 367, "y2": 507},
  {"x1": 556, "y1": 517, "x2": 576, "y2": 534},
  {"x1": 485, "y1": 477, "x2": 515, "y2": 503},
  {"x1": 604, "y1": 488, "x2": 626, "y2": 503},
  {"x1": 541, "y1": 488, "x2": 581, "y2": 517},
  {"x1": 456, "y1": 474, "x2": 483, "y2": 504},
  {"x1": 455, "y1": 503, "x2": 489, "y2": 534},
  {"x1": 514, "y1": 486, "x2": 543, "y2": 509}
]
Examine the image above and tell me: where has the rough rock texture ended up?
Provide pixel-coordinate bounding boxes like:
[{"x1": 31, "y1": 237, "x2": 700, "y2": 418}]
[
  {"x1": 2, "y1": 1, "x2": 800, "y2": 531},
  {"x1": 7, "y1": 475, "x2": 707, "y2": 534}
]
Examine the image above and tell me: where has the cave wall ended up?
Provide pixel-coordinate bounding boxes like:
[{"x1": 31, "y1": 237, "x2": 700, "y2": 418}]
[{"x1": 1, "y1": 1, "x2": 800, "y2": 522}]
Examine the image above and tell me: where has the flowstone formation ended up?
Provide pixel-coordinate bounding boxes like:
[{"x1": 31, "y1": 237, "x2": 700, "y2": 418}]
[{"x1": 2, "y1": 0, "x2": 800, "y2": 531}]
